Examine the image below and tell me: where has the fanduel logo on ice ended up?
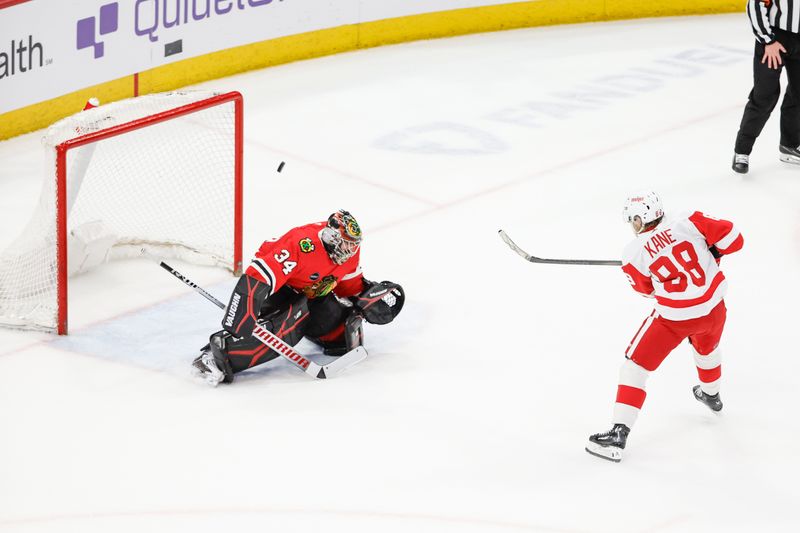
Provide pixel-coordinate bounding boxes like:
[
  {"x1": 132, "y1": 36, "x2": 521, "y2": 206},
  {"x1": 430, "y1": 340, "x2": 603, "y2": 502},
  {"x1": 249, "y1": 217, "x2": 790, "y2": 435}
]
[{"x1": 76, "y1": 3, "x2": 119, "y2": 59}]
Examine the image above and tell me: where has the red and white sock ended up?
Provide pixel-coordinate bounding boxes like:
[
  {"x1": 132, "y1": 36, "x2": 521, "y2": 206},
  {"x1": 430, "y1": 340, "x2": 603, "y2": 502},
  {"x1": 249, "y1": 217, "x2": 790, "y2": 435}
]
[
  {"x1": 612, "y1": 358, "x2": 650, "y2": 428},
  {"x1": 694, "y1": 347, "x2": 722, "y2": 396}
]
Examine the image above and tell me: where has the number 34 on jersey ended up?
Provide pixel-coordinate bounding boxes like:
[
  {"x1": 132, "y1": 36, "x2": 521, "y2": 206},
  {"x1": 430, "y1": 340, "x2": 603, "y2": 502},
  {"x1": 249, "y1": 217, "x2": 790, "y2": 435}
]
[{"x1": 273, "y1": 249, "x2": 296, "y2": 275}]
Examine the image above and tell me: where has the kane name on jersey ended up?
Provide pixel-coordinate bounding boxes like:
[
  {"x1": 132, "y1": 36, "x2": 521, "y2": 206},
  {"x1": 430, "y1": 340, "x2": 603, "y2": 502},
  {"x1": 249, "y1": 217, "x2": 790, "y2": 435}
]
[{"x1": 621, "y1": 211, "x2": 743, "y2": 321}]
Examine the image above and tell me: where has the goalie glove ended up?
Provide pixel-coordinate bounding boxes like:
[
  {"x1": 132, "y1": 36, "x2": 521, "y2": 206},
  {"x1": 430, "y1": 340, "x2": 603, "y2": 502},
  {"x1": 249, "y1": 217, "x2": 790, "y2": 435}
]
[{"x1": 353, "y1": 280, "x2": 405, "y2": 325}]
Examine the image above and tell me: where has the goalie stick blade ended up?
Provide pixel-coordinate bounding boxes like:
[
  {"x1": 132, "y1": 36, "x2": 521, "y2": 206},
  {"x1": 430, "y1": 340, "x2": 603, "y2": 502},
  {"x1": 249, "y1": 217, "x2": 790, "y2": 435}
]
[
  {"x1": 498, "y1": 229, "x2": 622, "y2": 266},
  {"x1": 320, "y1": 346, "x2": 368, "y2": 378}
]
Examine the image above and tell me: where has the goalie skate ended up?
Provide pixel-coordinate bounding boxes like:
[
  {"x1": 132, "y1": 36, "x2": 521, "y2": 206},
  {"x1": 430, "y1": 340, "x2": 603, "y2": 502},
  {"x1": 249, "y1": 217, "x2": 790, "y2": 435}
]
[{"x1": 191, "y1": 349, "x2": 226, "y2": 387}]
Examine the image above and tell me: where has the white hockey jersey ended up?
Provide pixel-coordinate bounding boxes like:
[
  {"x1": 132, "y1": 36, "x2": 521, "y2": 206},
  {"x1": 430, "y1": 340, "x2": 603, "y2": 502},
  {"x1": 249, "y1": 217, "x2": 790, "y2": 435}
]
[{"x1": 621, "y1": 211, "x2": 744, "y2": 321}]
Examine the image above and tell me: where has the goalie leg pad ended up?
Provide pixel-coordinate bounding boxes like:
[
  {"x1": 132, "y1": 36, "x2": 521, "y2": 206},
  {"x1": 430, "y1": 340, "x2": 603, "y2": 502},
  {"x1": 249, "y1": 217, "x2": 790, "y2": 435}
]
[
  {"x1": 222, "y1": 274, "x2": 271, "y2": 338},
  {"x1": 214, "y1": 330, "x2": 278, "y2": 375},
  {"x1": 303, "y1": 294, "x2": 363, "y2": 356},
  {"x1": 311, "y1": 310, "x2": 364, "y2": 356},
  {"x1": 261, "y1": 292, "x2": 310, "y2": 348},
  {"x1": 207, "y1": 292, "x2": 311, "y2": 374},
  {"x1": 343, "y1": 311, "x2": 364, "y2": 354},
  {"x1": 302, "y1": 293, "x2": 349, "y2": 337}
]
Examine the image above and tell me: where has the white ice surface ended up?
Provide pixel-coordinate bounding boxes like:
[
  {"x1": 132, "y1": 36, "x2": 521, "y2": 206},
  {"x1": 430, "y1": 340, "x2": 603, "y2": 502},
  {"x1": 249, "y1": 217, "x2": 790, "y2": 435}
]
[{"x1": 1, "y1": 13, "x2": 799, "y2": 533}]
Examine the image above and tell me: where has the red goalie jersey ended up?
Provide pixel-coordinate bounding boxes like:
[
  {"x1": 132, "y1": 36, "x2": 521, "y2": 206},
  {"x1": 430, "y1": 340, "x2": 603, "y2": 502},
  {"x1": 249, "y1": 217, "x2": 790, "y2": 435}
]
[
  {"x1": 245, "y1": 221, "x2": 365, "y2": 301},
  {"x1": 621, "y1": 211, "x2": 744, "y2": 321}
]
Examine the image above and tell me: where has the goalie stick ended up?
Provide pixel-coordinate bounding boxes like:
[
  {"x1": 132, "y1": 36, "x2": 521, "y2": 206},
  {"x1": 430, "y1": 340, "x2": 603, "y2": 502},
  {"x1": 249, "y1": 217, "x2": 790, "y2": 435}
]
[
  {"x1": 157, "y1": 260, "x2": 367, "y2": 379},
  {"x1": 498, "y1": 229, "x2": 622, "y2": 266}
]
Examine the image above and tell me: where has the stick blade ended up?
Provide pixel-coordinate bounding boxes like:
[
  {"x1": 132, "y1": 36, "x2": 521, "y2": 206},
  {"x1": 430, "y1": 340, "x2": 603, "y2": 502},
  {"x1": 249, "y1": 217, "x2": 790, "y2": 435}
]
[
  {"x1": 499, "y1": 229, "x2": 622, "y2": 266},
  {"x1": 321, "y1": 346, "x2": 369, "y2": 378},
  {"x1": 498, "y1": 229, "x2": 531, "y2": 261}
]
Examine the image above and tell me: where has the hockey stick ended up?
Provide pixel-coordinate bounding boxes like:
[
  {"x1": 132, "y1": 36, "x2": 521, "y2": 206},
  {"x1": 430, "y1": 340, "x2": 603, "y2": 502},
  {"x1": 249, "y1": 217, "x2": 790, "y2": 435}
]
[
  {"x1": 157, "y1": 261, "x2": 367, "y2": 379},
  {"x1": 498, "y1": 229, "x2": 622, "y2": 266}
]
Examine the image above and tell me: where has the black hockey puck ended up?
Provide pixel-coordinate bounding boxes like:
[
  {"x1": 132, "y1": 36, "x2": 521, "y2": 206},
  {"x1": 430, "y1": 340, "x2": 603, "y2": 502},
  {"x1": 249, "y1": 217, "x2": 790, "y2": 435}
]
[{"x1": 277, "y1": 161, "x2": 285, "y2": 173}]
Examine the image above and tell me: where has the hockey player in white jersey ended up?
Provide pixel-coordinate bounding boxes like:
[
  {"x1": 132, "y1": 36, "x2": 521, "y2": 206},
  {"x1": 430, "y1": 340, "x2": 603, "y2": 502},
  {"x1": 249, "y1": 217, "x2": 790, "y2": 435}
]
[{"x1": 586, "y1": 192, "x2": 744, "y2": 462}]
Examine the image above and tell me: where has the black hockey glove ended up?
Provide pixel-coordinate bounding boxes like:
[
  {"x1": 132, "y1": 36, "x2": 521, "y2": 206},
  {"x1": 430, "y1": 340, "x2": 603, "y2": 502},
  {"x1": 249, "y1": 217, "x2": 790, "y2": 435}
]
[
  {"x1": 709, "y1": 245, "x2": 723, "y2": 265},
  {"x1": 221, "y1": 274, "x2": 271, "y2": 338},
  {"x1": 353, "y1": 280, "x2": 405, "y2": 325}
]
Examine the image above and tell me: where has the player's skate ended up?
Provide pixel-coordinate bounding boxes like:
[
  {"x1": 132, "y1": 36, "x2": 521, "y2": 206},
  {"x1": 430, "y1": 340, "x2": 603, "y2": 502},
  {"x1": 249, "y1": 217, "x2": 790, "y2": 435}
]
[
  {"x1": 779, "y1": 144, "x2": 800, "y2": 165},
  {"x1": 585, "y1": 424, "x2": 630, "y2": 463},
  {"x1": 693, "y1": 385, "x2": 723, "y2": 412}
]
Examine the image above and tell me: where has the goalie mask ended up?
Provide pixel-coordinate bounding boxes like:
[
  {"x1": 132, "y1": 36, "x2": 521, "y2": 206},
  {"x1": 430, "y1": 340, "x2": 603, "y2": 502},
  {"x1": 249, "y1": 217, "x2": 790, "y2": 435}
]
[
  {"x1": 622, "y1": 191, "x2": 663, "y2": 233},
  {"x1": 321, "y1": 210, "x2": 362, "y2": 265}
]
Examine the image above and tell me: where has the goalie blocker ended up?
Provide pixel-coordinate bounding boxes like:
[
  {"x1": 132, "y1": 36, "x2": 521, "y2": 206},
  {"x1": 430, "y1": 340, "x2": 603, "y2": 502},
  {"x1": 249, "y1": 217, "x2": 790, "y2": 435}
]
[{"x1": 193, "y1": 210, "x2": 404, "y2": 384}]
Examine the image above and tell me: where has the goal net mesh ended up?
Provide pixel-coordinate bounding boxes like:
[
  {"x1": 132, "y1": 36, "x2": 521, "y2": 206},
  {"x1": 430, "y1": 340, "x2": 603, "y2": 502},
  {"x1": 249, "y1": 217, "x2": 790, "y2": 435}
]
[{"x1": 0, "y1": 91, "x2": 240, "y2": 333}]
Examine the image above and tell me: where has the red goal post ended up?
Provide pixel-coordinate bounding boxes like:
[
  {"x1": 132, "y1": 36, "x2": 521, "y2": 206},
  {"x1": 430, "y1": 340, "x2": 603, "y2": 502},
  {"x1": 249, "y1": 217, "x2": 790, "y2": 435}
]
[{"x1": 0, "y1": 90, "x2": 243, "y2": 334}]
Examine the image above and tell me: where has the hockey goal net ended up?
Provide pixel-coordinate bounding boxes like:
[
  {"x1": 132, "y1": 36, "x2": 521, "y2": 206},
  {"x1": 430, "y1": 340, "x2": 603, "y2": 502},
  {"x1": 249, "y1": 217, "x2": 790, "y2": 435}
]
[{"x1": 0, "y1": 90, "x2": 243, "y2": 334}]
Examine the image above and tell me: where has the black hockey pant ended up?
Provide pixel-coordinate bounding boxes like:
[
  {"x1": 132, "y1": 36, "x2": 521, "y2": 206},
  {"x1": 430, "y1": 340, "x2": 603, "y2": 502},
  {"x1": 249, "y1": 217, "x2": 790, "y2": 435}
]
[{"x1": 735, "y1": 30, "x2": 800, "y2": 155}]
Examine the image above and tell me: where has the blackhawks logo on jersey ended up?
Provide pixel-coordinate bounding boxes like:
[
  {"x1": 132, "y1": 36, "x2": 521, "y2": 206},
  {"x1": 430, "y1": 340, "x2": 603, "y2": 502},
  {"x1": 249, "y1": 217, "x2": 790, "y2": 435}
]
[
  {"x1": 303, "y1": 275, "x2": 337, "y2": 298},
  {"x1": 299, "y1": 238, "x2": 315, "y2": 253}
]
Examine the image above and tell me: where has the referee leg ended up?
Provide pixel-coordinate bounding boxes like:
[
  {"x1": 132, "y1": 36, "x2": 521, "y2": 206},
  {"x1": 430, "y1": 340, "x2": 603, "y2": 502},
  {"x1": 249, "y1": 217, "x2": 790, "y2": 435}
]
[
  {"x1": 780, "y1": 32, "x2": 800, "y2": 148},
  {"x1": 735, "y1": 41, "x2": 784, "y2": 155}
]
